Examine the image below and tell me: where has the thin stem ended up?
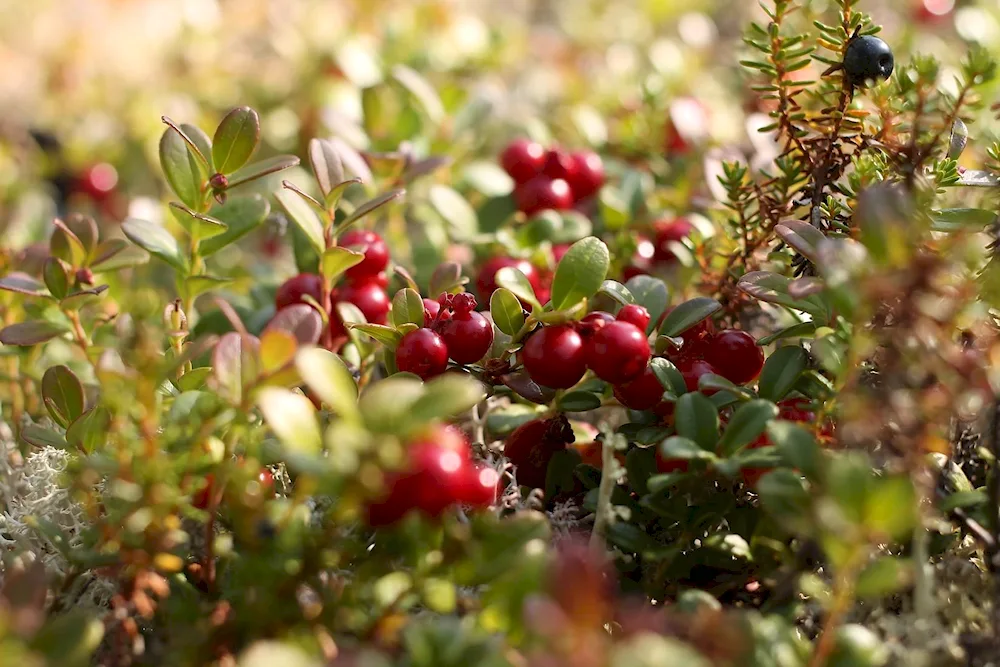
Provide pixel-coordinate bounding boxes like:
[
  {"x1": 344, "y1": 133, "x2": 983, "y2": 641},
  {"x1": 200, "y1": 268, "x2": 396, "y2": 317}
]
[{"x1": 589, "y1": 436, "x2": 616, "y2": 550}]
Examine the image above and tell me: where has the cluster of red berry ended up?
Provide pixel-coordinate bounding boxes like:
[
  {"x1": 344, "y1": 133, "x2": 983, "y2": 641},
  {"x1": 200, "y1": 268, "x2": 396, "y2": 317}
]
[
  {"x1": 500, "y1": 140, "x2": 605, "y2": 217},
  {"x1": 623, "y1": 217, "x2": 695, "y2": 281},
  {"x1": 274, "y1": 229, "x2": 391, "y2": 345},
  {"x1": 396, "y1": 293, "x2": 495, "y2": 380},
  {"x1": 366, "y1": 424, "x2": 500, "y2": 526},
  {"x1": 665, "y1": 319, "x2": 765, "y2": 394}
]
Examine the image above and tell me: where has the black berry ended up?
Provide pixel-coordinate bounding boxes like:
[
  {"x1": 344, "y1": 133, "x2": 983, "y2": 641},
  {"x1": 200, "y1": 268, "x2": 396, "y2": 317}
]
[{"x1": 843, "y1": 35, "x2": 894, "y2": 86}]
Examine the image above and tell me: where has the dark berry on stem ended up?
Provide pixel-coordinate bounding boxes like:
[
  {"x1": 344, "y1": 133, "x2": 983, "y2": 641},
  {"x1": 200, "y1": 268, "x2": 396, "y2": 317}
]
[
  {"x1": 515, "y1": 176, "x2": 573, "y2": 216},
  {"x1": 339, "y1": 229, "x2": 390, "y2": 280},
  {"x1": 501, "y1": 139, "x2": 546, "y2": 185},
  {"x1": 586, "y1": 321, "x2": 650, "y2": 385},
  {"x1": 842, "y1": 35, "x2": 894, "y2": 86},
  {"x1": 396, "y1": 328, "x2": 449, "y2": 380},
  {"x1": 504, "y1": 416, "x2": 575, "y2": 489},
  {"x1": 521, "y1": 324, "x2": 587, "y2": 389},
  {"x1": 616, "y1": 304, "x2": 650, "y2": 332},
  {"x1": 438, "y1": 310, "x2": 494, "y2": 364},
  {"x1": 705, "y1": 329, "x2": 764, "y2": 385},
  {"x1": 276, "y1": 273, "x2": 324, "y2": 311},
  {"x1": 340, "y1": 280, "x2": 390, "y2": 325}
]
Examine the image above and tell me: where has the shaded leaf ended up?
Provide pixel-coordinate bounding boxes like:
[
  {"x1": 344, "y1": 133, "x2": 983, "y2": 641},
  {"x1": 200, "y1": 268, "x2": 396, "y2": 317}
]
[
  {"x1": 122, "y1": 219, "x2": 186, "y2": 272},
  {"x1": 429, "y1": 185, "x2": 477, "y2": 239},
  {"x1": 718, "y1": 399, "x2": 778, "y2": 456},
  {"x1": 391, "y1": 288, "x2": 425, "y2": 329},
  {"x1": 199, "y1": 194, "x2": 271, "y2": 256},
  {"x1": 41, "y1": 365, "x2": 85, "y2": 427},
  {"x1": 227, "y1": 155, "x2": 300, "y2": 189},
  {"x1": 675, "y1": 392, "x2": 719, "y2": 450},
  {"x1": 757, "y1": 346, "x2": 808, "y2": 401},
  {"x1": 624, "y1": 275, "x2": 669, "y2": 333},
  {"x1": 659, "y1": 297, "x2": 721, "y2": 337},
  {"x1": 263, "y1": 303, "x2": 323, "y2": 345},
  {"x1": 0, "y1": 320, "x2": 69, "y2": 346},
  {"x1": 0, "y1": 273, "x2": 48, "y2": 297}
]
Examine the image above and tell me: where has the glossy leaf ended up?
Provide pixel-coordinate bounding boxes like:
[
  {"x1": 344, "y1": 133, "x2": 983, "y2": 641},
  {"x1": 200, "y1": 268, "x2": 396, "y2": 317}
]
[
  {"x1": 490, "y1": 288, "x2": 525, "y2": 336},
  {"x1": 659, "y1": 436, "x2": 717, "y2": 461},
  {"x1": 276, "y1": 189, "x2": 325, "y2": 255},
  {"x1": 624, "y1": 275, "x2": 669, "y2": 333},
  {"x1": 495, "y1": 267, "x2": 540, "y2": 310},
  {"x1": 159, "y1": 126, "x2": 204, "y2": 209},
  {"x1": 767, "y1": 421, "x2": 820, "y2": 480},
  {"x1": 409, "y1": 374, "x2": 487, "y2": 426},
  {"x1": 263, "y1": 304, "x2": 323, "y2": 345},
  {"x1": 65, "y1": 407, "x2": 110, "y2": 454},
  {"x1": 549, "y1": 236, "x2": 610, "y2": 312},
  {"x1": 391, "y1": 288, "x2": 425, "y2": 329},
  {"x1": 775, "y1": 220, "x2": 826, "y2": 262},
  {"x1": 308, "y1": 138, "x2": 345, "y2": 197},
  {"x1": 227, "y1": 154, "x2": 300, "y2": 189},
  {"x1": 659, "y1": 297, "x2": 721, "y2": 337},
  {"x1": 757, "y1": 346, "x2": 808, "y2": 402},
  {"x1": 42, "y1": 258, "x2": 69, "y2": 300},
  {"x1": 675, "y1": 392, "x2": 719, "y2": 450},
  {"x1": 169, "y1": 203, "x2": 228, "y2": 241},
  {"x1": 346, "y1": 322, "x2": 403, "y2": 348},
  {"x1": 717, "y1": 399, "x2": 778, "y2": 456},
  {"x1": 199, "y1": 194, "x2": 270, "y2": 256},
  {"x1": 0, "y1": 320, "x2": 69, "y2": 346},
  {"x1": 649, "y1": 357, "x2": 687, "y2": 397},
  {"x1": 41, "y1": 365, "x2": 85, "y2": 427},
  {"x1": 295, "y1": 346, "x2": 358, "y2": 421},
  {"x1": 122, "y1": 219, "x2": 186, "y2": 272},
  {"x1": 319, "y1": 247, "x2": 364, "y2": 283},
  {"x1": 558, "y1": 391, "x2": 602, "y2": 412},
  {"x1": 0, "y1": 273, "x2": 48, "y2": 297},
  {"x1": 50, "y1": 220, "x2": 88, "y2": 268},
  {"x1": 597, "y1": 280, "x2": 634, "y2": 307},
  {"x1": 212, "y1": 106, "x2": 260, "y2": 174}
]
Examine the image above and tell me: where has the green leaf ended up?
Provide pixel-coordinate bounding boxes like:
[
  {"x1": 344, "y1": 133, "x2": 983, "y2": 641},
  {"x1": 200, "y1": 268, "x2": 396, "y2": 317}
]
[
  {"x1": 41, "y1": 365, "x2": 85, "y2": 427},
  {"x1": 65, "y1": 215, "x2": 98, "y2": 262},
  {"x1": 0, "y1": 272, "x2": 49, "y2": 297},
  {"x1": 227, "y1": 154, "x2": 300, "y2": 189},
  {"x1": 159, "y1": 126, "x2": 204, "y2": 209},
  {"x1": 91, "y1": 241, "x2": 149, "y2": 272},
  {"x1": 21, "y1": 424, "x2": 69, "y2": 450},
  {"x1": 320, "y1": 246, "x2": 365, "y2": 283},
  {"x1": 346, "y1": 323, "x2": 403, "y2": 348},
  {"x1": 409, "y1": 374, "x2": 487, "y2": 425},
  {"x1": 930, "y1": 208, "x2": 996, "y2": 232},
  {"x1": 826, "y1": 453, "x2": 872, "y2": 524},
  {"x1": 211, "y1": 332, "x2": 260, "y2": 405},
  {"x1": 767, "y1": 420, "x2": 820, "y2": 480},
  {"x1": 212, "y1": 106, "x2": 260, "y2": 174},
  {"x1": 263, "y1": 304, "x2": 323, "y2": 345},
  {"x1": 50, "y1": 220, "x2": 88, "y2": 267},
  {"x1": 659, "y1": 436, "x2": 717, "y2": 461},
  {"x1": 0, "y1": 320, "x2": 69, "y2": 346},
  {"x1": 183, "y1": 275, "x2": 232, "y2": 300},
  {"x1": 757, "y1": 346, "x2": 807, "y2": 401},
  {"x1": 757, "y1": 469, "x2": 811, "y2": 529},
  {"x1": 624, "y1": 275, "x2": 669, "y2": 334},
  {"x1": 391, "y1": 65, "x2": 445, "y2": 123},
  {"x1": 775, "y1": 220, "x2": 826, "y2": 262},
  {"x1": 65, "y1": 407, "x2": 110, "y2": 454},
  {"x1": 659, "y1": 297, "x2": 721, "y2": 337},
  {"x1": 462, "y1": 161, "x2": 514, "y2": 197},
  {"x1": 391, "y1": 288, "x2": 425, "y2": 329},
  {"x1": 42, "y1": 258, "x2": 69, "y2": 300},
  {"x1": 737, "y1": 271, "x2": 828, "y2": 321},
  {"x1": 198, "y1": 194, "x2": 271, "y2": 256},
  {"x1": 490, "y1": 288, "x2": 524, "y2": 336},
  {"x1": 649, "y1": 357, "x2": 687, "y2": 397},
  {"x1": 428, "y1": 262, "x2": 469, "y2": 297},
  {"x1": 494, "y1": 267, "x2": 540, "y2": 310},
  {"x1": 340, "y1": 189, "x2": 406, "y2": 230},
  {"x1": 757, "y1": 322, "x2": 816, "y2": 346},
  {"x1": 169, "y1": 203, "x2": 228, "y2": 242},
  {"x1": 308, "y1": 138, "x2": 344, "y2": 197},
  {"x1": 597, "y1": 280, "x2": 634, "y2": 307},
  {"x1": 558, "y1": 391, "x2": 602, "y2": 412},
  {"x1": 122, "y1": 218, "x2": 186, "y2": 272},
  {"x1": 428, "y1": 185, "x2": 477, "y2": 240},
  {"x1": 675, "y1": 392, "x2": 719, "y2": 450},
  {"x1": 699, "y1": 373, "x2": 754, "y2": 399},
  {"x1": 855, "y1": 556, "x2": 912, "y2": 599},
  {"x1": 256, "y1": 387, "x2": 322, "y2": 454},
  {"x1": 359, "y1": 377, "x2": 427, "y2": 434},
  {"x1": 179, "y1": 123, "x2": 213, "y2": 169},
  {"x1": 939, "y1": 489, "x2": 987, "y2": 512},
  {"x1": 30, "y1": 610, "x2": 104, "y2": 667},
  {"x1": 275, "y1": 189, "x2": 325, "y2": 255},
  {"x1": 294, "y1": 346, "x2": 359, "y2": 421},
  {"x1": 866, "y1": 475, "x2": 917, "y2": 541},
  {"x1": 827, "y1": 625, "x2": 889, "y2": 667},
  {"x1": 717, "y1": 399, "x2": 778, "y2": 456},
  {"x1": 176, "y1": 367, "x2": 213, "y2": 392},
  {"x1": 549, "y1": 236, "x2": 610, "y2": 311},
  {"x1": 60, "y1": 285, "x2": 109, "y2": 310}
]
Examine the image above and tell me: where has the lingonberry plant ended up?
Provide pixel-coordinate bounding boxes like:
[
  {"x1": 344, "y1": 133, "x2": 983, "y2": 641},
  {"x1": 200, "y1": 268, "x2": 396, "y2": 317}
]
[{"x1": 3, "y1": 0, "x2": 1000, "y2": 665}]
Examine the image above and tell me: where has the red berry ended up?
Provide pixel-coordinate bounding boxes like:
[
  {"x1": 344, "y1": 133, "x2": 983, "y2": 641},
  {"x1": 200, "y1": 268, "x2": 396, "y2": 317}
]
[
  {"x1": 566, "y1": 151, "x2": 604, "y2": 200},
  {"x1": 438, "y1": 311, "x2": 494, "y2": 364},
  {"x1": 501, "y1": 139, "x2": 546, "y2": 185},
  {"x1": 369, "y1": 272, "x2": 390, "y2": 289},
  {"x1": 456, "y1": 465, "x2": 501, "y2": 507},
  {"x1": 476, "y1": 256, "x2": 542, "y2": 301},
  {"x1": 258, "y1": 469, "x2": 275, "y2": 497},
  {"x1": 76, "y1": 163, "x2": 118, "y2": 201},
  {"x1": 613, "y1": 366, "x2": 664, "y2": 411},
  {"x1": 521, "y1": 324, "x2": 587, "y2": 389},
  {"x1": 579, "y1": 311, "x2": 616, "y2": 339},
  {"x1": 552, "y1": 243, "x2": 572, "y2": 264},
  {"x1": 276, "y1": 273, "x2": 324, "y2": 311},
  {"x1": 515, "y1": 176, "x2": 574, "y2": 216},
  {"x1": 652, "y1": 218, "x2": 694, "y2": 263},
  {"x1": 676, "y1": 357, "x2": 720, "y2": 393},
  {"x1": 193, "y1": 474, "x2": 215, "y2": 510},
  {"x1": 586, "y1": 321, "x2": 650, "y2": 385},
  {"x1": 541, "y1": 149, "x2": 577, "y2": 182},
  {"x1": 396, "y1": 328, "x2": 449, "y2": 380},
  {"x1": 340, "y1": 280, "x2": 390, "y2": 325},
  {"x1": 504, "y1": 416, "x2": 575, "y2": 489},
  {"x1": 423, "y1": 298, "x2": 441, "y2": 327},
  {"x1": 339, "y1": 229, "x2": 389, "y2": 280},
  {"x1": 616, "y1": 304, "x2": 650, "y2": 332},
  {"x1": 740, "y1": 434, "x2": 771, "y2": 489},
  {"x1": 451, "y1": 293, "x2": 477, "y2": 315},
  {"x1": 705, "y1": 329, "x2": 764, "y2": 385},
  {"x1": 664, "y1": 98, "x2": 710, "y2": 156},
  {"x1": 777, "y1": 398, "x2": 815, "y2": 422}
]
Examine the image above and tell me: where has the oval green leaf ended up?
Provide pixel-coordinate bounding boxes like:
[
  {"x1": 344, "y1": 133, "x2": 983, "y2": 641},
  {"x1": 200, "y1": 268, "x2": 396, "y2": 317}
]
[
  {"x1": 757, "y1": 345, "x2": 808, "y2": 401},
  {"x1": 718, "y1": 399, "x2": 779, "y2": 456},
  {"x1": 159, "y1": 127, "x2": 204, "y2": 209},
  {"x1": 212, "y1": 106, "x2": 260, "y2": 175},
  {"x1": 549, "y1": 236, "x2": 610, "y2": 311},
  {"x1": 659, "y1": 297, "x2": 721, "y2": 337},
  {"x1": 490, "y1": 287, "x2": 525, "y2": 336}
]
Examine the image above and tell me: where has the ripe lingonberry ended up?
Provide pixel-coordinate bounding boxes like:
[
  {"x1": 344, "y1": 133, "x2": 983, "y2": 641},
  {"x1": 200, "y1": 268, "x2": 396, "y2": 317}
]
[
  {"x1": 276, "y1": 273, "x2": 324, "y2": 311},
  {"x1": 521, "y1": 324, "x2": 587, "y2": 389},
  {"x1": 652, "y1": 218, "x2": 693, "y2": 263},
  {"x1": 193, "y1": 474, "x2": 215, "y2": 510},
  {"x1": 567, "y1": 151, "x2": 605, "y2": 200},
  {"x1": 676, "y1": 357, "x2": 720, "y2": 393},
  {"x1": 76, "y1": 163, "x2": 118, "y2": 201},
  {"x1": 476, "y1": 256, "x2": 542, "y2": 300},
  {"x1": 586, "y1": 321, "x2": 650, "y2": 385},
  {"x1": 616, "y1": 304, "x2": 650, "y2": 332},
  {"x1": 540, "y1": 149, "x2": 577, "y2": 182},
  {"x1": 515, "y1": 176, "x2": 573, "y2": 216},
  {"x1": 664, "y1": 97, "x2": 710, "y2": 156},
  {"x1": 578, "y1": 311, "x2": 615, "y2": 338},
  {"x1": 396, "y1": 328, "x2": 449, "y2": 380},
  {"x1": 456, "y1": 465, "x2": 501, "y2": 506},
  {"x1": 451, "y1": 293, "x2": 477, "y2": 315},
  {"x1": 500, "y1": 139, "x2": 546, "y2": 185},
  {"x1": 339, "y1": 229, "x2": 389, "y2": 280},
  {"x1": 438, "y1": 310, "x2": 494, "y2": 364},
  {"x1": 705, "y1": 329, "x2": 764, "y2": 385},
  {"x1": 552, "y1": 243, "x2": 572, "y2": 264},
  {"x1": 504, "y1": 416, "x2": 575, "y2": 489},
  {"x1": 257, "y1": 469, "x2": 275, "y2": 497},
  {"x1": 613, "y1": 365, "x2": 665, "y2": 411},
  {"x1": 623, "y1": 236, "x2": 656, "y2": 280},
  {"x1": 340, "y1": 280, "x2": 390, "y2": 325},
  {"x1": 842, "y1": 35, "x2": 894, "y2": 86}
]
